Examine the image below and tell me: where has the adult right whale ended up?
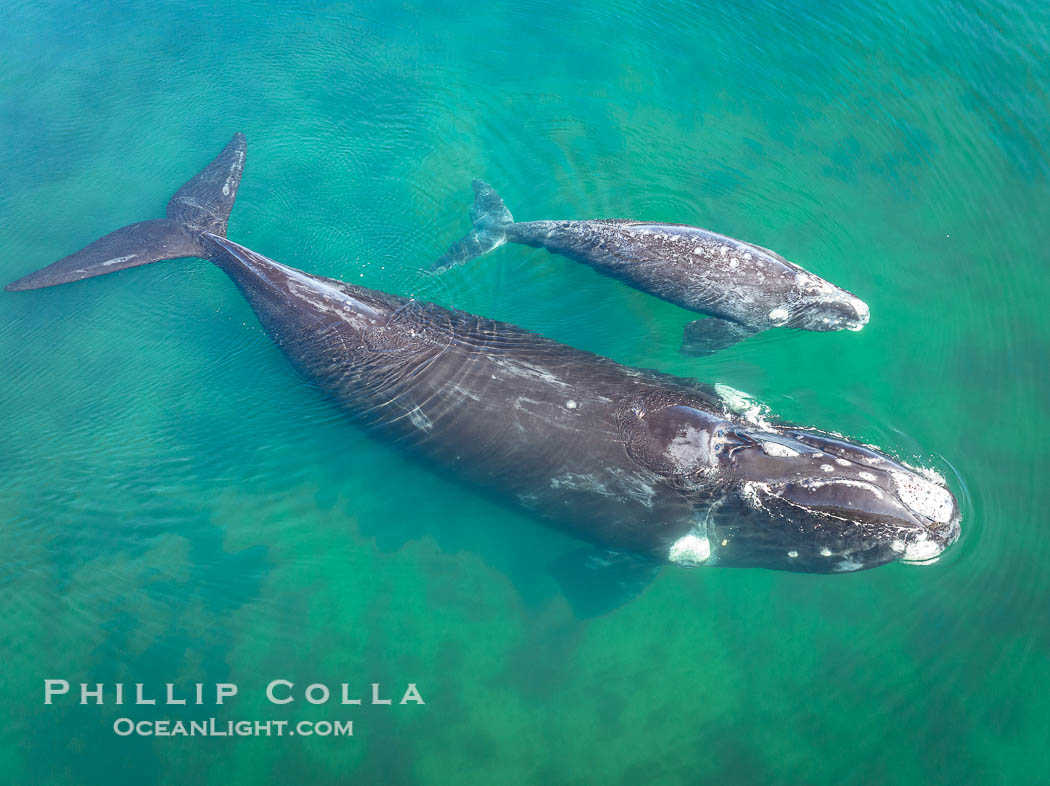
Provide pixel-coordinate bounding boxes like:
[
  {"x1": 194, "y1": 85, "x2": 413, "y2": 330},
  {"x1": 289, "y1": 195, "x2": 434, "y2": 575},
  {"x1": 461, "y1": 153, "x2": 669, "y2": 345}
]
[
  {"x1": 6, "y1": 135, "x2": 956, "y2": 616},
  {"x1": 433, "y1": 181, "x2": 870, "y2": 355}
]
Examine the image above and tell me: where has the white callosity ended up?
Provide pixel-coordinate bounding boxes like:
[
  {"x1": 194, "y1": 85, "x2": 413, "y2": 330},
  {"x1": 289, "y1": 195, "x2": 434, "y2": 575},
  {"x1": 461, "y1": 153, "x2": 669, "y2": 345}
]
[
  {"x1": 902, "y1": 533, "x2": 944, "y2": 564},
  {"x1": 668, "y1": 533, "x2": 711, "y2": 566},
  {"x1": 768, "y1": 307, "x2": 790, "y2": 324},
  {"x1": 891, "y1": 471, "x2": 955, "y2": 523},
  {"x1": 798, "y1": 478, "x2": 885, "y2": 500},
  {"x1": 849, "y1": 298, "x2": 870, "y2": 329},
  {"x1": 760, "y1": 440, "x2": 799, "y2": 458},
  {"x1": 667, "y1": 426, "x2": 714, "y2": 471}
]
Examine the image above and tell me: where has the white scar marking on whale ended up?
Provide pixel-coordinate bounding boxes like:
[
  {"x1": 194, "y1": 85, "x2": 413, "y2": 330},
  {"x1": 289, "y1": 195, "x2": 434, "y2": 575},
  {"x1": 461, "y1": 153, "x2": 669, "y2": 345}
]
[
  {"x1": 489, "y1": 358, "x2": 570, "y2": 389},
  {"x1": 407, "y1": 407, "x2": 432, "y2": 433},
  {"x1": 606, "y1": 468, "x2": 657, "y2": 508},
  {"x1": 256, "y1": 257, "x2": 382, "y2": 329},
  {"x1": 102, "y1": 254, "x2": 136, "y2": 267},
  {"x1": 714, "y1": 384, "x2": 774, "y2": 430},
  {"x1": 451, "y1": 386, "x2": 482, "y2": 403},
  {"x1": 548, "y1": 469, "x2": 656, "y2": 508},
  {"x1": 550, "y1": 473, "x2": 609, "y2": 495},
  {"x1": 222, "y1": 149, "x2": 244, "y2": 197}
]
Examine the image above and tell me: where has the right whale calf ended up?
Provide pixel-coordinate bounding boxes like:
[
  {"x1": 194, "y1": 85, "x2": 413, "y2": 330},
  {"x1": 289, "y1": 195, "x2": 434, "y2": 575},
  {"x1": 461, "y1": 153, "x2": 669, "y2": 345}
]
[
  {"x1": 433, "y1": 181, "x2": 870, "y2": 355},
  {"x1": 6, "y1": 136, "x2": 956, "y2": 616}
]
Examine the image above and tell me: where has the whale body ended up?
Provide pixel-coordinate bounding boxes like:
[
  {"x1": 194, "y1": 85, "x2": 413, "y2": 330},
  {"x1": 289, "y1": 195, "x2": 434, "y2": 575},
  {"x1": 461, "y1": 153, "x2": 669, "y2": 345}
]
[
  {"x1": 6, "y1": 136, "x2": 957, "y2": 614},
  {"x1": 433, "y1": 181, "x2": 870, "y2": 355}
]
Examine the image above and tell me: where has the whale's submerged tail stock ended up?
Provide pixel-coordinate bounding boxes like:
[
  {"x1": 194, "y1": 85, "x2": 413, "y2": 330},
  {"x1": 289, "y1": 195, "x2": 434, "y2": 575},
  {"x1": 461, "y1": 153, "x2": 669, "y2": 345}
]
[
  {"x1": 430, "y1": 179, "x2": 514, "y2": 273},
  {"x1": 5, "y1": 133, "x2": 247, "y2": 292}
]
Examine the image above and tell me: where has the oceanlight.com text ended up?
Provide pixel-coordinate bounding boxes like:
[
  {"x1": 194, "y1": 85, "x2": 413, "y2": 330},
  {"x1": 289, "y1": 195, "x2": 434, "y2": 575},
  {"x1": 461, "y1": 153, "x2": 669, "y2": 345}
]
[{"x1": 112, "y1": 718, "x2": 353, "y2": 737}]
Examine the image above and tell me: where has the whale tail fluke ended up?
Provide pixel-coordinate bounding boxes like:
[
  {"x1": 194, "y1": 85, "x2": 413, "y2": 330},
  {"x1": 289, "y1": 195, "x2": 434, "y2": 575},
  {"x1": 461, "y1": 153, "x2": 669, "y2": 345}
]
[
  {"x1": 430, "y1": 179, "x2": 514, "y2": 273},
  {"x1": 5, "y1": 133, "x2": 246, "y2": 292}
]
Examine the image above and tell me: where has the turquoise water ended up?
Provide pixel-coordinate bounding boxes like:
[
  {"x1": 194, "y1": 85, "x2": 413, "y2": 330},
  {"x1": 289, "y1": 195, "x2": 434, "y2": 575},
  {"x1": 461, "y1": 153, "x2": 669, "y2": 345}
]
[{"x1": 2, "y1": 0, "x2": 1049, "y2": 783}]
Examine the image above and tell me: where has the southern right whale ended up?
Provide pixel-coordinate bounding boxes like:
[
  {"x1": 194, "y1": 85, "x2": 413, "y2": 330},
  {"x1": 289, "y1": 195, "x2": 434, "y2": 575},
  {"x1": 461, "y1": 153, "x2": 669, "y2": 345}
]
[
  {"x1": 6, "y1": 135, "x2": 957, "y2": 615},
  {"x1": 433, "y1": 181, "x2": 870, "y2": 355}
]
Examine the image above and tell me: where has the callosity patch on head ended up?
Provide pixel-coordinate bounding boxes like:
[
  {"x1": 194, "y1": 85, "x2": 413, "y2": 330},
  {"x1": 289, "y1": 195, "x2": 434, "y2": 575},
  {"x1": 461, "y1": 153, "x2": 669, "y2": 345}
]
[
  {"x1": 890, "y1": 470, "x2": 955, "y2": 523},
  {"x1": 901, "y1": 533, "x2": 944, "y2": 564}
]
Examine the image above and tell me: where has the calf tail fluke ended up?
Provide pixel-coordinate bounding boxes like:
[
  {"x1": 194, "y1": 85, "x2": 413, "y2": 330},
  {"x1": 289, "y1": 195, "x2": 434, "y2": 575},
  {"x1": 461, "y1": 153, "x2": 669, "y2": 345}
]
[
  {"x1": 430, "y1": 179, "x2": 514, "y2": 273},
  {"x1": 5, "y1": 133, "x2": 246, "y2": 292}
]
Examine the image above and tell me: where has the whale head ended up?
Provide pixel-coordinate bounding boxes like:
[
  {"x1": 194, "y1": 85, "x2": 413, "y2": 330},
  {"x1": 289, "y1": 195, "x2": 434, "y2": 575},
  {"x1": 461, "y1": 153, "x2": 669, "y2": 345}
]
[
  {"x1": 775, "y1": 271, "x2": 870, "y2": 332},
  {"x1": 706, "y1": 428, "x2": 961, "y2": 572},
  {"x1": 630, "y1": 404, "x2": 960, "y2": 573}
]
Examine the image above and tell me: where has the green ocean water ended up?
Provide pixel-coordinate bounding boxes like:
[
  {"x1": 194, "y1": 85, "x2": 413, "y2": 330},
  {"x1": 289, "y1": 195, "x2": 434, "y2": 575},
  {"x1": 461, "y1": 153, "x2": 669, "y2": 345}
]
[{"x1": 1, "y1": 0, "x2": 1048, "y2": 783}]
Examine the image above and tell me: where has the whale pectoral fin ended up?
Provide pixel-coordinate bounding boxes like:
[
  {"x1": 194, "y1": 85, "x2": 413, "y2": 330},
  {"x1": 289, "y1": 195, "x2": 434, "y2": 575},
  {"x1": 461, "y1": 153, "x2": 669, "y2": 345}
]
[
  {"x1": 548, "y1": 547, "x2": 661, "y2": 619},
  {"x1": 680, "y1": 318, "x2": 755, "y2": 356}
]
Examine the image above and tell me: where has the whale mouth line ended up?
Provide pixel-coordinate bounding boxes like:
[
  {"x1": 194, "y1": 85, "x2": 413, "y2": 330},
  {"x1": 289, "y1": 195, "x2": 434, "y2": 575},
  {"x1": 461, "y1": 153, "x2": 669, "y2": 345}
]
[
  {"x1": 761, "y1": 477, "x2": 889, "y2": 512},
  {"x1": 901, "y1": 554, "x2": 942, "y2": 566}
]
